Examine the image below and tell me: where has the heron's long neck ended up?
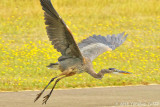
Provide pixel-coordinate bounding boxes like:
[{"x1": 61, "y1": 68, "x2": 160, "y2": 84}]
[
  {"x1": 84, "y1": 57, "x2": 111, "y2": 79},
  {"x1": 86, "y1": 69, "x2": 111, "y2": 79}
]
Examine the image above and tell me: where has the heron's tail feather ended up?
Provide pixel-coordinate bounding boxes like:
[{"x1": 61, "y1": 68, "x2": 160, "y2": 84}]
[{"x1": 47, "y1": 63, "x2": 59, "y2": 70}]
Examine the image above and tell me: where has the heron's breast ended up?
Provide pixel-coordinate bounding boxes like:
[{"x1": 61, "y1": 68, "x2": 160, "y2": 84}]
[{"x1": 75, "y1": 65, "x2": 86, "y2": 73}]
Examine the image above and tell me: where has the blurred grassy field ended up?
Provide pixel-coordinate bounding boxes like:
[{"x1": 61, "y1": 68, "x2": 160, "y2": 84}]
[{"x1": 0, "y1": 0, "x2": 160, "y2": 91}]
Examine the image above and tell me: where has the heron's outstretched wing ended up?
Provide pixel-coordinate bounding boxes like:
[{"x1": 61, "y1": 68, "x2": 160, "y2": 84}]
[
  {"x1": 78, "y1": 32, "x2": 128, "y2": 61},
  {"x1": 40, "y1": 0, "x2": 83, "y2": 61}
]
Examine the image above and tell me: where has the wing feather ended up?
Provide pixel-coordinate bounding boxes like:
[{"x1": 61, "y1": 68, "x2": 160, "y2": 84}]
[
  {"x1": 40, "y1": 0, "x2": 83, "y2": 61},
  {"x1": 78, "y1": 32, "x2": 128, "y2": 61}
]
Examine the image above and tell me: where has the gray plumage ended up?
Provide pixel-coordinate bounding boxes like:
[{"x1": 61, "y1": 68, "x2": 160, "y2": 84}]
[
  {"x1": 35, "y1": 0, "x2": 131, "y2": 104},
  {"x1": 40, "y1": 0, "x2": 83, "y2": 61},
  {"x1": 78, "y1": 33, "x2": 128, "y2": 61}
]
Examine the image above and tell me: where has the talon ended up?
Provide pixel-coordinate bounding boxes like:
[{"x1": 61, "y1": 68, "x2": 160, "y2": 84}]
[
  {"x1": 42, "y1": 95, "x2": 50, "y2": 104},
  {"x1": 34, "y1": 92, "x2": 42, "y2": 102}
]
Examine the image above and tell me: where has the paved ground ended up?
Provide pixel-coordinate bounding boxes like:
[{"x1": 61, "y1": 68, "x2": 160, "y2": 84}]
[{"x1": 0, "y1": 85, "x2": 160, "y2": 107}]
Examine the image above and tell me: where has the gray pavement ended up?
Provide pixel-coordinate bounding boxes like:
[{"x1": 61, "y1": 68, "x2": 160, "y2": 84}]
[{"x1": 0, "y1": 85, "x2": 160, "y2": 107}]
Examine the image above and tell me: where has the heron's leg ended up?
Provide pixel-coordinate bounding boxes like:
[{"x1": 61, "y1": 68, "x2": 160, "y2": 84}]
[
  {"x1": 42, "y1": 76, "x2": 66, "y2": 104},
  {"x1": 34, "y1": 76, "x2": 58, "y2": 102},
  {"x1": 42, "y1": 72, "x2": 76, "y2": 104}
]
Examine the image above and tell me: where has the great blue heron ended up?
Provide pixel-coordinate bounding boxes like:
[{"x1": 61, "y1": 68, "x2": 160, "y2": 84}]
[{"x1": 34, "y1": 0, "x2": 131, "y2": 104}]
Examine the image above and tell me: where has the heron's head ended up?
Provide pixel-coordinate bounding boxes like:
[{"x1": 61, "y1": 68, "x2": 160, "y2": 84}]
[{"x1": 109, "y1": 68, "x2": 132, "y2": 74}]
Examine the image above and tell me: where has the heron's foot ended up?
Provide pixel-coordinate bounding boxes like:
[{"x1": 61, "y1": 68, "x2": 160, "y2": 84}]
[
  {"x1": 34, "y1": 92, "x2": 43, "y2": 102},
  {"x1": 42, "y1": 94, "x2": 50, "y2": 104}
]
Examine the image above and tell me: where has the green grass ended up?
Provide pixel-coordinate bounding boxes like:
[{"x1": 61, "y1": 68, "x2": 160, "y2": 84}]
[{"x1": 0, "y1": 0, "x2": 160, "y2": 91}]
